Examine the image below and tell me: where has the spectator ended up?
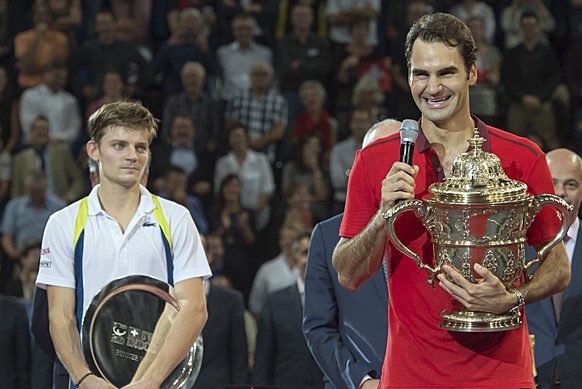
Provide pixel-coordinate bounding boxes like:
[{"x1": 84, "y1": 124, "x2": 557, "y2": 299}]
[
  {"x1": 157, "y1": 166, "x2": 209, "y2": 235},
  {"x1": 161, "y1": 61, "x2": 222, "y2": 154},
  {"x1": 325, "y1": 0, "x2": 380, "y2": 47},
  {"x1": 466, "y1": 15, "x2": 503, "y2": 126},
  {"x1": 282, "y1": 134, "x2": 330, "y2": 223},
  {"x1": 253, "y1": 230, "x2": 324, "y2": 389},
  {"x1": 214, "y1": 124, "x2": 275, "y2": 232},
  {"x1": 47, "y1": 0, "x2": 82, "y2": 45},
  {"x1": 217, "y1": 12, "x2": 273, "y2": 102},
  {"x1": 329, "y1": 115, "x2": 395, "y2": 214},
  {"x1": 291, "y1": 80, "x2": 337, "y2": 160},
  {"x1": 502, "y1": 11, "x2": 568, "y2": 150},
  {"x1": 153, "y1": 7, "x2": 214, "y2": 97},
  {"x1": 276, "y1": 4, "x2": 331, "y2": 133},
  {"x1": 351, "y1": 75, "x2": 388, "y2": 122},
  {"x1": 79, "y1": 10, "x2": 149, "y2": 102},
  {"x1": 208, "y1": 174, "x2": 256, "y2": 304},
  {"x1": 564, "y1": 17, "x2": 582, "y2": 151},
  {"x1": 0, "y1": 66, "x2": 20, "y2": 153},
  {"x1": 333, "y1": 16, "x2": 388, "y2": 136},
  {"x1": 283, "y1": 182, "x2": 314, "y2": 229},
  {"x1": 526, "y1": 148, "x2": 582, "y2": 389},
  {"x1": 149, "y1": 114, "x2": 214, "y2": 208},
  {"x1": 449, "y1": 0, "x2": 496, "y2": 43},
  {"x1": 385, "y1": 0, "x2": 429, "y2": 121},
  {"x1": 14, "y1": 1, "x2": 69, "y2": 90},
  {"x1": 194, "y1": 234, "x2": 249, "y2": 388},
  {"x1": 110, "y1": 0, "x2": 152, "y2": 46},
  {"x1": 11, "y1": 116, "x2": 86, "y2": 203},
  {"x1": 1, "y1": 170, "x2": 65, "y2": 263},
  {"x1": 500, "y1": 0, "x2": 556, "y2": 49},
  {"x1": 85, "y1": 69, "x2": 130, "y2": 120},
  {"x1": 248, "y1": 223, "x2": 303, "y2": 316},
  {"x1": 0, "y1": 291, "x2": 31, "y2": 389},
  {"x1": 19, "y1": 61, "x2": 82, "y2": 145},
  {"x1": 225, "y1": 61, "x2": 288, "y2": 163}
]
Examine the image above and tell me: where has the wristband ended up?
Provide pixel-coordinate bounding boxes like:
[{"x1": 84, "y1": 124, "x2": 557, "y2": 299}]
[
  {"x1": 75, "y1": 372, "x2": 95, "y2": 388},
  {"x1": 508, "y1": 288, "x2": 525, "y2": 314}
]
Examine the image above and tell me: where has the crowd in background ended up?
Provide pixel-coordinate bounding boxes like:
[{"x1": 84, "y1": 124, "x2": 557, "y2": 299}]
[{"x1": 1, "y1": 0, "x2": 582, "y2": 388}]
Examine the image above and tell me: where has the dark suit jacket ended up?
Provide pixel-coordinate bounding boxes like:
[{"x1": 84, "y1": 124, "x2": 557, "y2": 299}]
[
  {"x1": 303, "y1": 213, "x2": 388, "y2": 389},
  {"x1": 526, "y1": 225, "x2": 582, "y2": 389},
  {"x1": 194, "y1": 284, "x2": 249, "y2": 388},
  {"x1": 253, "y1": 285, "x2": 324, "y2": 389},
  {"x1": 11, "y1": 143, "x2": 86, "y2": 201},
  {"x1": 0, "y1": 295, "x2": 31, "y2": 389}
]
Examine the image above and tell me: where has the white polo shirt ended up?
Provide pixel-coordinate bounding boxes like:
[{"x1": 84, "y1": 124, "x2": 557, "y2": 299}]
[{"x1": 36, "y1": 184, "x2": 212, "y2": 321}]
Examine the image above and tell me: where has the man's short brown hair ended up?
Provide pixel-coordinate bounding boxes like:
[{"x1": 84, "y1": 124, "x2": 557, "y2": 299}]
[{"x1": 87, "y1": 101, "x2": 158, "y2": 145}]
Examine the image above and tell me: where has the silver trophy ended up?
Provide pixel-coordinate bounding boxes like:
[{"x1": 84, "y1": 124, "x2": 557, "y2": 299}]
[
  {"x1": 385, "y1": 131, "x2": 570, "y2": 332},
  {"x1": 82, "y1": 275, "x2": 203, "y2": 388}
]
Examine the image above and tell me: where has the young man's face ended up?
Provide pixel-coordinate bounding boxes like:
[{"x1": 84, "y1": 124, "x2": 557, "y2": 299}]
[
  {"x1": 409, "y1": 39, "x2": 476, "y2": 127},
  {"x1": 88, "y1": 126, "x2": 150, "y2": 189}
]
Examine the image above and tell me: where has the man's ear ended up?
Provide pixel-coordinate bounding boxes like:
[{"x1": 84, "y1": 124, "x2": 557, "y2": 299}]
[
  {"x1": 86, "y1": 140, "x2": 99, "y2": 162},
  {"x1": 469, "y1": 63, "x2": 478, "y2": 86}
]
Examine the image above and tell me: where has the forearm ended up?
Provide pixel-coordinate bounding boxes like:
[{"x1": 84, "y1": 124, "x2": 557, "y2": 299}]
[
  {"x1": 311, "y1": 170, "x2": 330, "y2": 201},
  {"x1": 49, "y1": 306, "x2": 92, "y2": 383},
  {"x1": 332, "y1": 210, "x2": 386, "y2": 291},
  {"x1": 140, "y1": 281, "x2": 207, "y2": 385}
]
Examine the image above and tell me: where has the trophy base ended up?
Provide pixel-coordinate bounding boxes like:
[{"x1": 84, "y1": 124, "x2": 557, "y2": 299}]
[{"x1": 440, "y1": 309, "x2": 522, "y2": 332}]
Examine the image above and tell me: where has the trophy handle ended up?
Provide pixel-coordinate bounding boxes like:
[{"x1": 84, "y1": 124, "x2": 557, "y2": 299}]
[
  {"x1": 524, "y1": 194, "x2": 571, "y2": 279},
  {"x1": 385, "y1": 199, "x2": 439, "y2": 286}
]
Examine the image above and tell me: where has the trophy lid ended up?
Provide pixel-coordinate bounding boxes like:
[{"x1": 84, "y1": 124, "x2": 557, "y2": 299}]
[{"x1": 428, "y1": 129, "x2": 528, "y2": 204}]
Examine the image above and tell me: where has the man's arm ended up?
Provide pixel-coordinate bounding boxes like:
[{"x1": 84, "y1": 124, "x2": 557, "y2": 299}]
[
  {"x1": 47, "y1": 285, "x2": 115, "y2": 388},
  {"x1": 124, "y1": 277, "x2": 208, "y2": 388},
  {"x1": 332, "y1": 162, "x2": 418, "y2": 291},
  {"x1": 438, "y1": 242, "x2": 570, "y2": 314},
  {"x1": 304, "y1": 222, "x2": 380, "y2": 388}
]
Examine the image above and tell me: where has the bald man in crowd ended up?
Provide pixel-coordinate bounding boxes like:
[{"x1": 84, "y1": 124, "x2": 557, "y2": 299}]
[{"x1": 526, "y1": 148, "x2": 582, "y2": 389}]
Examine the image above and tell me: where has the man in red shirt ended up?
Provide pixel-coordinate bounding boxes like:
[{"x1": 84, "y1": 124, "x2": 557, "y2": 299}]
[{"x1": 332, "y1": 13, "x2": 571, "y2": 389}]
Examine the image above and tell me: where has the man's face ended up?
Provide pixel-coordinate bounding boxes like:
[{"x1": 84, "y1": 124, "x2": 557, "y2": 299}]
[
  {"x1": 521, "y1": 16, "x2": 540, "y2": 42},
  {"x1": 291, "y1": 6, "x2": 313, "y2": 30},
  {"x1": 170, "y1": 116, "x2": 195, "y2": 146},
  {"x1": 30, "y1": 119, "x2": 50, "y2": 146},
  {"x1": 88, "y1": 126, "x2": 150, "y2": 189},
  {"x1": 44, "y1": 67, "x2": 68, "y2": 91},
  {"x1": 232, "y1": 18, "x2": 254, "y2": 45},
  {"x1": 165, "y1": 171, "x2": 187, "y2": 195},
  {"x1": 228, "y1": 127, "x2": 248, "y2": 152},
  {"x1": 250, "y1": 65, "x2": 272, "y2": 91},
  {"x1": 102, "y1": 72, "x2": 124, "y2": 97},
  {"x1": 409, "y1": 40, "x2": 476, "y2": 127},
  {"x1": 549, "y1": 154, "x2": 582, "y2": 223},
  {"x1": 95, "y1": 13, "x2": 116, "y2": 43},
  {"x1": 300, "y1": 87, "x2": 323, "y2": 113},
  {"x1": 181, "y1": 68, "x2": 204, "y2": 96}
]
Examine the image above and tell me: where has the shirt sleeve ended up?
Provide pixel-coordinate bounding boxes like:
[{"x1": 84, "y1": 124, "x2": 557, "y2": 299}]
[
  {"x1": 36, "y1": 212, "x2": 76, "y2": 289},
  {"x1": 165, "y1": 201, "x2": 212, "y2": 283}
]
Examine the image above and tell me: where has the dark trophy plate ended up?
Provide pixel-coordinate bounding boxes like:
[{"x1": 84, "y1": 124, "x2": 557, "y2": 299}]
[{"x1": 82, "y1": 275, "x2": 203, "y2": 388}]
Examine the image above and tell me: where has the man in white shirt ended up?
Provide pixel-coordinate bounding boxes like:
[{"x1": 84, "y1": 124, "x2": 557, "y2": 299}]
[{"x1": 35, "y1": 101, "x2": 211, "y2": 388}]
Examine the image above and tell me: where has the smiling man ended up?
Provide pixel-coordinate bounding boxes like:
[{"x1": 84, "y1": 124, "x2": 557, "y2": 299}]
[
  {"x1": 35, "y1": 102, "x2": 211, "y2": 388},
  {"x1": 332, "y1": 13, "x2": 570, "y2": 389}
]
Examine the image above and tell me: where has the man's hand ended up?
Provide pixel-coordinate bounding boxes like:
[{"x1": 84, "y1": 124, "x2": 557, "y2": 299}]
[
  {"x1": 122, "y1": 379, "x2": 159, "y2": 389},
  {"x1": 360, "y1": 379, "x2": 380, "y2": 389},
  {"x1": 380, "y1": 162, "x2": 419, "y2": 215},
  {"x1": 437, "y1": 264, "x2": 516, "y2": 314},
  {"x1": 79, "y1": 374, "x2": 116, "y2": 388}
]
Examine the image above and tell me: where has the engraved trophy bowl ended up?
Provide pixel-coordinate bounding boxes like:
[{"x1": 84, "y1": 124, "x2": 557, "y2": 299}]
[
  {"x1": 82, "y1": 275, "x2": 203, "y2": 388},
  {"x1": 385, "y1": 131, "x2": 571, "y2": 332}
]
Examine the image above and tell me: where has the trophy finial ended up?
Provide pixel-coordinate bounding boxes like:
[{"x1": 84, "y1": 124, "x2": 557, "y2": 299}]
[{"x1": 468, "y1": 128, "x2": 485, "y2": 156}]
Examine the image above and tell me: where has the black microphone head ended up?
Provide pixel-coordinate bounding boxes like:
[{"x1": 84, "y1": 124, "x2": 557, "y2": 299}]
[{"x1": 400, "y1": 119, "x2": 419, "y2": 144}]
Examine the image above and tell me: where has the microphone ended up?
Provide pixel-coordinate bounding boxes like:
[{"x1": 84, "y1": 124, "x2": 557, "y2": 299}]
[{"x1": 399, "y1": 119, "x2": 419, "y2": 166}]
